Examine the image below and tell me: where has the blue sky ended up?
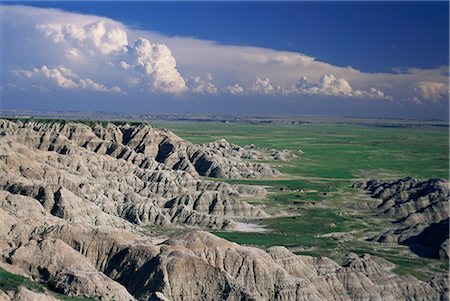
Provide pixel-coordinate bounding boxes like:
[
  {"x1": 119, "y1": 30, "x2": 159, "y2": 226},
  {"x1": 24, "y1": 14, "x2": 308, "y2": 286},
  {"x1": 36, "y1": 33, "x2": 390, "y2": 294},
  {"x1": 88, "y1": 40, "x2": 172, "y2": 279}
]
[
  {"x1": 0, "y1": 1, "x2": 449, "y2": 119},
  {"x1": 25, "y1": 1, "x2": 448, "y2": 72}
]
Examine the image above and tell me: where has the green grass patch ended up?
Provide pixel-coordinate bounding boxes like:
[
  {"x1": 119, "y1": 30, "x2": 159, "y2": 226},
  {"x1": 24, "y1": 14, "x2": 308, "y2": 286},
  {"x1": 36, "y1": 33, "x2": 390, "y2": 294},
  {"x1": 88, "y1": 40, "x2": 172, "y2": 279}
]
[
  {"x1": 153, "y1": 121, "x2": 448, "y2": 180},
  {"x1": 0, "y1": 267, "x2": 45, "y2": 294},
  {"x1": 156, "y1": 119, "x2": 448, "y2": 281},
  {"x1": 0, "y1": 267, "x2": 97, "y2": 300},
  {"x1": 214, "y1": 208, "x2": 367, "y2": 257}
]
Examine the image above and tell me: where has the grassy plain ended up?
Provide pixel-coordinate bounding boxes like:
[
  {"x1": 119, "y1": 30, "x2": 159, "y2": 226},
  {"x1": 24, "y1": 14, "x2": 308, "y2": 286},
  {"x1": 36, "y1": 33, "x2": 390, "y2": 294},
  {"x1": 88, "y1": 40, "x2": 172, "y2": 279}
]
[
  {"x1": 153, "y1": 120, "x2": 448, "y2": 180},
  {"x1": 153, "y1": 119, "x2": 449, "y2": 280}
]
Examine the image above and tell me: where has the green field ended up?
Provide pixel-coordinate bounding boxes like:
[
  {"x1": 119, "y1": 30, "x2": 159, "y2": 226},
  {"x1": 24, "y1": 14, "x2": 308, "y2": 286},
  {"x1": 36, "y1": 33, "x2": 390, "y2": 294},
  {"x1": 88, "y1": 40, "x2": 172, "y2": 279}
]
[
  {"x1": 153, "y1": 120, "x2": 448, "y2": 179},
  {"x1": 153, "y1": 119, "x2": 449, "y2": 280}
]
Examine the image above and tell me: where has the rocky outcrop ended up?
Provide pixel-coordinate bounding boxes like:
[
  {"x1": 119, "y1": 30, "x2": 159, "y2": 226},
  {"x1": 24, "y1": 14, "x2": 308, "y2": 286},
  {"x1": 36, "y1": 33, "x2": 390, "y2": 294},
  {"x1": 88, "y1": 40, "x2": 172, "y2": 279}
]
[
  {"x1": 354, "y1": 177, "x2": 449, "y2": 259},
  {"x1": 0, "y1": 120, "x2": 446, "y2": 301},
  {"x1": 0, "y1": 119, "x2": 272, "y2": 230},
  {"x1": 9, "y1": 238, "x2": 136, "y2": 300},
  {"x1": 0, "y1": 200, "x2": 444, "y2": 301},
  {"x1": 203, "y1": 139, "x2": 298, "y2": 161},
  {"x1": 0, "y1": 119, "x2": 278, "y2": 179},
  {"x1": 1, "y1": 286, "x2": 61, "y2": 301},
  {"x1": 429, "y1": 273, "x2": 449, "y2": 301}
]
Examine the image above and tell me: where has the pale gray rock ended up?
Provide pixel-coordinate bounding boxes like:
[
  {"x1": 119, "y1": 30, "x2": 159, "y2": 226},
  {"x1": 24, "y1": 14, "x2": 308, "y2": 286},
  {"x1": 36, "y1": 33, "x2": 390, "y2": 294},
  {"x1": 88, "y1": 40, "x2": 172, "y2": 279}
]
[
  {"x1": 0, "y1": 291, "x2": 10, "y2": 301},
  {"x1": 0, "y1": 119, "x2": 446, "y2": 301},
  {"x1": 0, "y1": 119, "x2": 278, "y2": 179},
  {"x1": 0, "y1": 202, "x2": 444, "y2": 301},
  {"x1": 13, "y1": 287, "x2": 59, "y2": 301},
  {"x1": 429, "y1": 273, "x2": 449, "y2": 301},
  {"x1": 0, "y1": 119, "x2": 271, "y2": 230},
  {"x1": 8, "y1": 238, "x2": 135, "y2": 301},
  {"x1": 203, "y1": 138, "x2": 298, "y2": 162},
  {"x1": 355, "y1": 177, "x2": 449, "y2": 259}
]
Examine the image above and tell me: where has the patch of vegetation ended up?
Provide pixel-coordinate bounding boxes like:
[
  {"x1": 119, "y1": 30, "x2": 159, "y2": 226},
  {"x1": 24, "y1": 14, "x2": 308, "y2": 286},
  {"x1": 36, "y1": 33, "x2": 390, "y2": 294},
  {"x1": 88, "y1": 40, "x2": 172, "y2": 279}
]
[
  {"x1": 153, "y1": 121, "x2": 448, "y2": 180},
  {"x1": 0, "y1": 267, "x2": 97, "y2": 300},
  {"x1": 157, "y1": 120, "x2": 448, "y2": 281},
  {"x1": 0, "y1": 267, "x2": 45, "y2": 294},
  {"x1": 214, "y1": 208, "x2": 367, "y2": 255}
]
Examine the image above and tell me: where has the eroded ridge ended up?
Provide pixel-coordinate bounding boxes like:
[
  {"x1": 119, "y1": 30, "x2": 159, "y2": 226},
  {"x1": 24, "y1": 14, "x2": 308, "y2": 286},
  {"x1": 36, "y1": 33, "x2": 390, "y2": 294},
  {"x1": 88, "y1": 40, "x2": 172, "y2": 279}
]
[
  {"x1": 355, "y1": 177, "x2": 449, "y2": 260},
  {"x1": 0, "y1": 205, "x2": 445, "y2": 301},
  {"x1": 0, "y1": 119, "x2": 276, "y2": 230},
  {"x1": 0, "y1": 119, "x2": 447, "y2": 300}
]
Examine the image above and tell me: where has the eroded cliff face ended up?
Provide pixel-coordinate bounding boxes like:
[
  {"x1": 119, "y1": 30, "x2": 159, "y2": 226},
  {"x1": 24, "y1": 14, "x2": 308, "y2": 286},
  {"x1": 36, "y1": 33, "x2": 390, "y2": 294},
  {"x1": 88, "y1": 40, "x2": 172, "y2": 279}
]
[
  {"x1": 0, "y1": 119, "x2": 274, "y2": 231},
  {"x1": 0, "y1": 119, "x2": 446, "y2": 300},
  {"x1": 354, "y1": 177, "x2": 449, "y2": 260},
  {"x1": 0, "y1": 204, "x2": 444, "y2": 301}
]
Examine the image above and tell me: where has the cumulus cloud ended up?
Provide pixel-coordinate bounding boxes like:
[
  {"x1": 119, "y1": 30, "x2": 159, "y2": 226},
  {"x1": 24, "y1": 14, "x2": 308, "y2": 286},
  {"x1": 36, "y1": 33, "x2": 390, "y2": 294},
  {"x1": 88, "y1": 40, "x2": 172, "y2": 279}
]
[
  {"x1": 20, "y1": 9, "x2": 187, "y2": 94},
  {"x1": 189, "y1": 75, "x2": 218, "y2": 94},
  {"x1": 14, "y1": 65, "x2": 123, "y2": 93},
  {"x1": 155, "y1": 35, "x2": 447, "y2": 102},
  {"x1": 318, "y1": 74, "x2": 353, "y2": 96},
  {"x1": 119, "y1": 38, "x2": 186, "y2": 94},
  {"x1": 37, "y1": 20, "x2": 128, "y2": 56},
  {"x1": 225, "y1": 83, "x2": 245, "y2": 95},
  {"x1": 249, "y1": 78, "x2": 275, "y2": 94},
  {"x1": 289, "y1": 74, "x2": 391, "y2": 100},
  {"x1": 0, "y1": 5, "x2": 448, "y2": 104},
  {"x1": 415, "y1": 82, "x2": 449, "y2": 102},
  {"x1": 38, "y1": 19, "x2": 187, "y2": 94}
]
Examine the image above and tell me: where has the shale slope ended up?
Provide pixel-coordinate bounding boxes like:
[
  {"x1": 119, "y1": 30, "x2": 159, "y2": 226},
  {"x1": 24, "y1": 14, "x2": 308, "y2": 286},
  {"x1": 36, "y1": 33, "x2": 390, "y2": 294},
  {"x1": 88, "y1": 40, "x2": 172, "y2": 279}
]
[
  {"x1": 355, "y1": 177, "x2": 449, "y2": 260},
  {"x1": 0, "y1": 119, "x2": 446, "y2": 300}
]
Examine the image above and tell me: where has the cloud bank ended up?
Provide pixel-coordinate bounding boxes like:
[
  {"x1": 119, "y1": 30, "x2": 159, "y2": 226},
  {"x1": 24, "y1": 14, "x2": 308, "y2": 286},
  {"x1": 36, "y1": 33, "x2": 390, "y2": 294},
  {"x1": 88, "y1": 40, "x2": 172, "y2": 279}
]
[
  {"x1": 14, "y1": 65, "x2": 123, "y2": 93},
  {"x1": 1, "y1": 4, "x2": 448, "y2": 105}
]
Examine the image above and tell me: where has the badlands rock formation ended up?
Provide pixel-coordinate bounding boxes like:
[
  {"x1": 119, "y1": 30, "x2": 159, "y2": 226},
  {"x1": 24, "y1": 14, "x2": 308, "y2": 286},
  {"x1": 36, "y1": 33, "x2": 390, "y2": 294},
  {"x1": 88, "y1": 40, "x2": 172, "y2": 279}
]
[
  {"x1": 0, "y1": 119, "x2": 273, "y2": 231},
  {"x1": 354, "y1": 177, "x2": 449, "y2": 259},
  {"x1": 0, "y1": 119, "x2": 446, "y2": 300},
  {"x1": 203, "y1": 139, "x2": 298, "y2": 161},
  {"x1": 0, "y1": 204, "x2": 445, "y2": 301}
]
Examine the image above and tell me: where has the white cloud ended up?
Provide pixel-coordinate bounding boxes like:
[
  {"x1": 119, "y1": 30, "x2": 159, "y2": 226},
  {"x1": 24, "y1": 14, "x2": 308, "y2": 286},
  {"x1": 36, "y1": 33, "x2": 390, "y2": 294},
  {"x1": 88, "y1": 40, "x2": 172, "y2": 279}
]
[
  {"x1": 289, "y1": 74, "x2": 392, "y2": 100},
  {"x1": 37, "y1": 17, "x2": 187, "y2": 94},
  {"x1": 120, "y1": 61, "x2": 131, "y2": 70},
  {"x1": 125, "y1": 77, "x2": 141, "y2": 87},
  {"x1": 415, "y1": 82, "x2": 449, "y2": 102},
  {"x1": 120, "y1": 38, "x2": 186, "y2": 94},
  {"x1": 7, "y1": 7, "x2": 187, "y2": 94},
  {"x1": 249, "y1": 78, "x2": 275, "y2": 94},
  {"x1": 0, "y1": 5, "x2": 448, "y2": 104},
  {"x1": 152, "y1": 35, "x2": 447, "y2": 102},
  {"x1": 225, "y1": 83, "x2": 245, "y2": 95},
  {"x1": 189, "y1": 75, "x2": 218, "y2": 94},
  {"x1": 319, "y1": 74, "x2": 353, "y2": 96},
  {"x1": 31, "y1": 84, "x2": 50, "y2": 92},
  {"x1": 39, "y1": 65, "x2": 78, "y2": 89},
  {"x1": 15, "y1": 65, "x2": 123, "y2": 93},
  {"x1": 37, "y1": 20, "x2": 128, "y2": 55},
  {"x1": 205, "y1": 73, "x2": 213, "y2": 81}
]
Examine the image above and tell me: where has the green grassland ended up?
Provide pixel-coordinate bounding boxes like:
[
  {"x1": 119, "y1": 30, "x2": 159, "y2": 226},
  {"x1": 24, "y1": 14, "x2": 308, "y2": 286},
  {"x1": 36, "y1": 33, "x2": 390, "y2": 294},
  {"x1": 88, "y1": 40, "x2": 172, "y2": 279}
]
[
  {"x1": 153, "y1": 121, "x2": 448, "y2": 179},
  {"x1": 154, "y1": 119, "x2": 449, "y2": 281}
]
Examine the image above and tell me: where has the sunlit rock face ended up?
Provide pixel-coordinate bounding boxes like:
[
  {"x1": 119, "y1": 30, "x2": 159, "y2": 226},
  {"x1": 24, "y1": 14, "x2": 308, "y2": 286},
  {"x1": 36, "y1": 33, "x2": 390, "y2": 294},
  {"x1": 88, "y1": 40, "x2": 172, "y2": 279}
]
[
  {"x1": 355, "y1": 177, "x2": 449, "y2": 260},
  {"x1": 0, "y1": 119, "x2": 446, "y2": 301},
  {"x1": 0, "y1": 119, "x2": 275, "y2": 230}
]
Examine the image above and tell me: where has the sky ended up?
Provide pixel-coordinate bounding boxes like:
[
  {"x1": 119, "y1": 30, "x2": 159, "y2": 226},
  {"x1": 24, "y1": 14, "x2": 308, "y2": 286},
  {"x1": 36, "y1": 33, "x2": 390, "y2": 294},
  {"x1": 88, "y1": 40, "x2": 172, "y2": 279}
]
[{"x1": 0, "y1": 1, "x2": 449, "y2": 119}]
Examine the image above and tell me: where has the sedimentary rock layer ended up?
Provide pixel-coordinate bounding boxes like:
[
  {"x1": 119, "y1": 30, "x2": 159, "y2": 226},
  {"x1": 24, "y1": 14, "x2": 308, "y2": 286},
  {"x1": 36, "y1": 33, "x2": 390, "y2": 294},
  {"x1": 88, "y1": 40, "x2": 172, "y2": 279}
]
[
  {"x1": 355, "y1": 177, "x2": 449, "y2": 259},
  {"x1": 0, "y1": 203, "x2": 444, "y2": 301},
  {"x1": 0, "y1": 119, "x2": 272, "y2": 230},
  {"x1": 0, "y1": 120, "x2": 446, "y2": 300}
]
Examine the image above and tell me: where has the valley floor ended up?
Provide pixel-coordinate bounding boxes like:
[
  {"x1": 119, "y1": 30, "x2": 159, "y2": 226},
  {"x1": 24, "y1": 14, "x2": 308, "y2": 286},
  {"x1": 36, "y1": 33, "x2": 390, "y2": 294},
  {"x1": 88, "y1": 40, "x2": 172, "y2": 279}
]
[{"x1": 152, "y1": 119, "x2": 449, "y2": 281}]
